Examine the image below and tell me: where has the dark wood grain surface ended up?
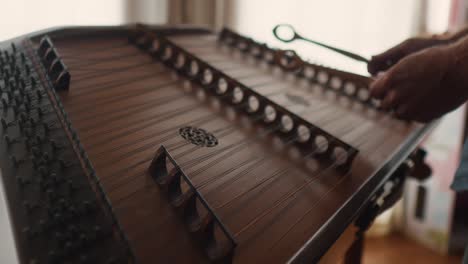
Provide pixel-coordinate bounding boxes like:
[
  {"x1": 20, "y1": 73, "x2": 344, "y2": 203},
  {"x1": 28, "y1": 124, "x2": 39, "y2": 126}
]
[{"x1": 44, "y1": 31, "x2": 424, "y2": 263}]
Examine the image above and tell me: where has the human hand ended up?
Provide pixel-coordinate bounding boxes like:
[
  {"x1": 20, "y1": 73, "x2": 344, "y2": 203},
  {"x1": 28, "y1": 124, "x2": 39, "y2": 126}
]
[
  {"x1": 369, "y1": 45, "x2": 468, "y2": 122},
  {"x1": 368, "y1": 37, "x2": 446, "y2": 75}
]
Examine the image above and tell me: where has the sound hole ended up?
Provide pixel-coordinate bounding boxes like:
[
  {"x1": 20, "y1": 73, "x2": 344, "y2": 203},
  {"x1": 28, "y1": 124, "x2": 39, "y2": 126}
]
[
  {"x1": 232, "y1": 87, "x2": 244, "y2": 104},
  {"x1": 317, "y1": 71, "x2": 329, "y2": 84},
  {"x1": 371, "y1": 98, "x2": 381, "y2": 108},
  {"x1": 264, "y1": 50, "x2": 274, "y2": 62},
  {"x1": 237, "y1": 41, "x2": 248, "y2": 50},
  {"x1": 344, "y1": 82, "x2": 356, "y2": 95},
  {"x1": 190, "y1": 60, "x2": 199, "y2": 76},
  {"x1": 304, "y1": 66, "x2": 316, "y2": 79},
  {"x1": 179, "y1": 127, "x2": 218, "y2": 147},
  {"x1": 224, "y1": 36, "x2": 234, "y2": 45},
  {"x1": 175, "y1": 53, "x2": 186, "y2": 69},
  {"x1": 248, "y1": 96, "x2": 260, "y2": 112},
  {"x1": 216, "y1": 78, "x2": 228, "y2": 94},
  {"x1": 251, "y1": 45, "x2": 261, "y2": 56},
  {"x1": 314, "y1": 135, "x2": 329, "y2": 153},
  {"x1": 151, "y1": 39, "x2": 160, "y2": 53},
  {"x1": 330, "y1": 77, "x2": 342, "y2": 90},
  {"x1": 281, "y1": 115, "x2": 294, "y2": 132},
  {"x1": 203, "y1": 69, "x2": 214, "y2": 84},
  {"x1": 162, "y1": 46, "x2": 173, "y2": 61},
  {"x1": 297, "y1": 125, "x2": 310, "y2": 142},
  {"x1": 264, "y1": 105, "x2": 276, "y2": 122},
  {"x1": 332, "y1": 147, "x2": 348, "y2": 165},
  {"x1": 358, "y1": 88, "x2": 370, "y2": 101}
]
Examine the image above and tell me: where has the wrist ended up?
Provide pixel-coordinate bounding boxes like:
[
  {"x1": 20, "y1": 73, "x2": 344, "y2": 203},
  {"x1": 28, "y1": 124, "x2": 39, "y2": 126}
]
[{"x1": 442, "y1": 41, "x2": 468, "y2": 96}]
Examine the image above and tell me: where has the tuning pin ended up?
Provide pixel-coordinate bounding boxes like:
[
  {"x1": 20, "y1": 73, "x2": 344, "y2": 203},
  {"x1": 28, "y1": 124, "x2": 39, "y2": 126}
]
[
  {"x1": 16, "y1": 176, "x2": 30, "y2": 187},
  {"x1": 42, "y1": 152, "x2": 50, "y2": 163},
  {"x1": 1, "y1": 118, "x2": 12, "y2": 129},
  {"x1": 68, "y1": 180, "x2": 78, "y2": 194},
  {"x1": 36, "y1": 107, "x2": 44, "y2": 118},
  {"x1": 8, "y1": 78, "x2": 15, "y2": 89},
  {"x1": 23, "y1": 201, "x2": 37, "y2": 213},
  {"x1": 22, "y1": 103, "x2": 30, "y2": 113},
  {"x1": 11, "y1": 43, "x2": 16, "y2": 53},
  {"x1": 10, "y1": 55, "x2": 16, "y2": 66},
  {"x1": 38, "y1": 166, "x2": 48, "y2": 178},
  {"x1": 58, "y1": 159, "x2": 72, "y2": 170},
  {"x1": 1, "y1": 98, "x2": 8, "y2": 109},
  {"x1": 42, "y1": 123, "x2": 50, "y2": 135},
  {"x1": 93, "y1": 225, "x2": 102, "y2": 236},
  {"x1": 31, "y1": 146, "x2": 40, "y2": 158},
  {"x1": 19, "y1": 78, "x2": 26, "y2": 90},
  {"x1": 30, "y1": 77, "x2": 37, "y2": 89},
  {"x1": 34, "y1": 135, "x2": 42, "y2": 144},
  {"x1": 24, "y1": 94, "x2": 31, "y2": 106},
  {"x1": 78, "y1": 255, "x2": 90, "y2": 264},
  {"x1": 3, "y1": 91, "x2": 10, "y2": 102},
  {"x1": 18, "y1": 112, "x2": 26, "y2": 123},
  {"x1": 36, "y1": 90, "x2": 43, "y2": 100},
  {"x1": 14, "y1": 96, "x2": 22, "y2": 107},
  {"x1": 4, "y1": 135, "x2": 18, "y2": 146},
  {"x1": 48, "y1": 250, "x2": 60, "y2": 263},
  {"x1": 22, "y1": 227, "x2": 31, "y2": 238},
  {"x1": 14, "y1": 65, "x2": 20, "y2": 77},
  {"x1": 1, "y1": 119, "x2": 7, "y2": 130},
  {"x1": 10, "y1": 155, "x2": 25, "y2": 168},
  {"x1": 3, "y1": 51, "x2": 9, "y2": 63}
]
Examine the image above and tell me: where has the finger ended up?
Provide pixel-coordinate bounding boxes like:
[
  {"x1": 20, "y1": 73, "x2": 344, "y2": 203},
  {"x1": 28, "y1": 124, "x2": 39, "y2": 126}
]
[
  {"x1": 368, "y1": 47, "x2": 404, "y2": 75},
  {"x1": 381, "y1": 82, "x2": 416, "y2": 110},
  {"x1": 395, "y1": 103, "x2": 412, "y2": 121},
  {"x1": 380, "y1": 90, "x2": 398, "y2": 110},
  {"x1": 395, "y1": 96, "x2": 424, "y2": 121},
  {"x1": 369, "y1": 72, "x2": 392, "y2": 99}
]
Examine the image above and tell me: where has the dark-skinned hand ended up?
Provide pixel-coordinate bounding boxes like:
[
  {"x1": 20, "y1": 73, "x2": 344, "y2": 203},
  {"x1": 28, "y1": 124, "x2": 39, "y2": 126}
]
[
  {"x1": 368, "y1": 37, "x2": 447, "y2": 75},
  {"x1": 369, "y1": 43, "x2": 468, "y2": 123}
]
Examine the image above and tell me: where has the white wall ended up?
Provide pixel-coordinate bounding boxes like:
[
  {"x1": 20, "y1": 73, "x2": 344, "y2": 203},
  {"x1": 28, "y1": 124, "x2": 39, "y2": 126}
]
[{"x1": 0, "y1": 0, "x2": 168, "y2": 41}]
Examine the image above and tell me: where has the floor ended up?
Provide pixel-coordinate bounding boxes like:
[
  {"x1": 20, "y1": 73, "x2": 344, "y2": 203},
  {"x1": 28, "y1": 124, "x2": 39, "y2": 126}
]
[{"x1": 363, "y1": 234, "x2": 463, "y2": 264}]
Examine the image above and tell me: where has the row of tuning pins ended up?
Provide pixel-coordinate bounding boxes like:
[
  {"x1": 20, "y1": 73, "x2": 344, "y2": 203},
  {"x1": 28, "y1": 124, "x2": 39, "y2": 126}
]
[
  {"x1": 0, "y1": 43, "x2": 75, "y2": 184},
  {"x1": 0, "y1": 42, "x2": 128, "y2": 264},
  {"x1": 0, "y1": 49, "x2": 110, "y2": 263}
]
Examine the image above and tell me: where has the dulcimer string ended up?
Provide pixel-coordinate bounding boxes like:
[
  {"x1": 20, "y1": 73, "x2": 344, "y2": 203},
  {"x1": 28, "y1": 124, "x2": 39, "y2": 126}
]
[
  {"x1": 104, "y1": 99, "x2": 331, "y2": 193},
  {"x1": 102, "y1": 84, "x2": 342, "y2": 171},
  {"x1": 56, "y1": 41, "x2": 130, "y2": 56},
  {"x1": 55, "y1": 35, "x2": 402, "y2": 245},
  {"x1": 64, "y1": 51, "x2": 142, "y2": 67},
  {"x1": 221, "y1": 125, "x2": 394, "y2": 241},
  {"x1": 107, "y1": 95, "x2": 370, "y2": 205}
]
